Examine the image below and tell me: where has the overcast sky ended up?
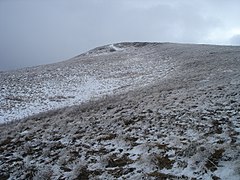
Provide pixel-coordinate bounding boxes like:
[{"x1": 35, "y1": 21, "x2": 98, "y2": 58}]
[{"x1": 0, "y1": 0, "x2": 240, "y2": 71}]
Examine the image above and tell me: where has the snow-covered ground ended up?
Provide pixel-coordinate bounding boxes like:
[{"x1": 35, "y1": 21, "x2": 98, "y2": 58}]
[
  {"x1": 0, "y1": 42, "x2": 240, "y2": 179},
  {"x1": 0, "y1": 43, "x2": 174, "y2": 123}
]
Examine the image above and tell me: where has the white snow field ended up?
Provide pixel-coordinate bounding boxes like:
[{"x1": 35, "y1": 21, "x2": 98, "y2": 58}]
[{"x1": 0, "y1": 42, "x2": 240, "y2": 179}]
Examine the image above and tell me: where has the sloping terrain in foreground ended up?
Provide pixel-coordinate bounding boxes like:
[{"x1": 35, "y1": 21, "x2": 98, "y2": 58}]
[{"x1": 0, "y1": 42, "x2": 240, "y2": 179}]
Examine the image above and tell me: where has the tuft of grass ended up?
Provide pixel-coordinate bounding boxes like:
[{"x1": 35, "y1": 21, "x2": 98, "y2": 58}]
[
  {"x1": 0, "y1": 136, "x2": 13, "y2": 146},
  {"x1": 106, "y1": 154, "x2": 133, "y2": 168},
  {"x1": 73, "y1": 165, "x2": 90, "y2": 180},
  {"x1": 0, "y1": 173, "x2": 10, "y2": 180},
  {"x1": 108, "y1": 167, "x2": 136, "y2": 178},
  {"x1": 148, "y1": 171, "x2": 188, "y2": 179},
  {"x1": 152, "y1": 154, "x2": 175, "y2": 170},
  {"x1": 153, "y1": 143, "x2": 168, "y2": 150},
  {"x1": 97, "y1": 133, "x2": 117, "y2": 141},
  {"x1": 205, "y1": 148, "x2": 225, "y2": 171},
  {"x1": 5, "y1": 95, "x2": 24, "y2": 101}
]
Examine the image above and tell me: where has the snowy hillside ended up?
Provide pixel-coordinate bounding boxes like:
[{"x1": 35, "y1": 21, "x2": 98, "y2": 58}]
[
  {"x1": 0, "y1": 43, "x2": 175, "y2": 123},
  {"x1": 0, "y1": 42, "x2": 240, "y2": 179}
]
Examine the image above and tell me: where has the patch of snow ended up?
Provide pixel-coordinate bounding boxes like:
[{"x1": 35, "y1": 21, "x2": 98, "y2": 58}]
[
  {"x1": 215, "y1": 160, "x2": 240, "y2": 180},
  {"x1": 109, "y1": 44, "x2": 122, "y2": 51}
]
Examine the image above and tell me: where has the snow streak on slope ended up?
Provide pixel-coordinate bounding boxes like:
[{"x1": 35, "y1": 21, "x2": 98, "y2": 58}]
[{"x1": 0, "y1": 75, "x2": 119, "y2": 123}]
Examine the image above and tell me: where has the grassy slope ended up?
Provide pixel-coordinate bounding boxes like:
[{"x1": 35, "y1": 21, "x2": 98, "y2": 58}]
[{"x1": 0, "y1": 43, "x2": 240, "y2": 179}]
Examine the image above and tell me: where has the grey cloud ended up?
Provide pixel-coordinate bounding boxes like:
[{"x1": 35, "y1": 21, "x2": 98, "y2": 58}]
[
  {"x1": 0, "y1": 0, "x2": 239, "y2": 70},
  {"x1": 230, "y1": 35, "x2": 240, "y2": 45}
]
